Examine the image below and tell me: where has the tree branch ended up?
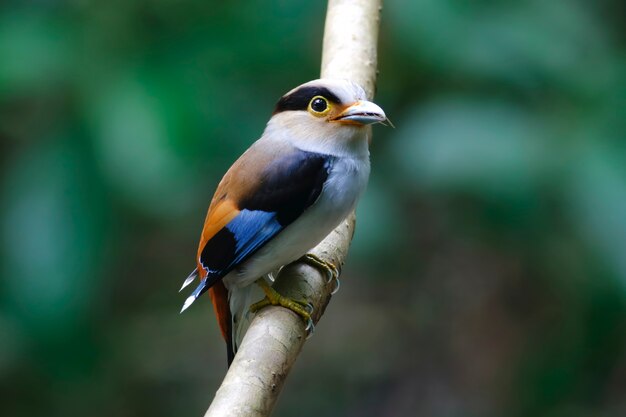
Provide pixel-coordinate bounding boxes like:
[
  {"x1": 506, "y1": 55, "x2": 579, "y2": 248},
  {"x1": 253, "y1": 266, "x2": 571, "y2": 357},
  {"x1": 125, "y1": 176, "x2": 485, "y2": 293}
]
[{"x1": 204, "y1": 1, "x2": 382, "y2": 416}]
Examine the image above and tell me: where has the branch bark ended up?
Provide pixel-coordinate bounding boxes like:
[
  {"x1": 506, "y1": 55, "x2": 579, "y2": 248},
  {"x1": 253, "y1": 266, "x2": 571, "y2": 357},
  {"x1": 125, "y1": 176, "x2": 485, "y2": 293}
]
[{"x1": 204, "y1": 1, "x2": 382, "y2": 416}]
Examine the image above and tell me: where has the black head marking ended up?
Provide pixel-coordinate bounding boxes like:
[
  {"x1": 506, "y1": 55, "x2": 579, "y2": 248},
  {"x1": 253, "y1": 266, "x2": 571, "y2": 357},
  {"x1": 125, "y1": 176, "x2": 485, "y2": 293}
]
[{"x1": 273, "y1": 85, "x2": 342, "y2": 114}]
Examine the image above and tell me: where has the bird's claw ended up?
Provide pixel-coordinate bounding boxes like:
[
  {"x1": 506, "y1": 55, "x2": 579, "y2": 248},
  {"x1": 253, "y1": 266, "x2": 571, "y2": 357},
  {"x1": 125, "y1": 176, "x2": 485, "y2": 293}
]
[
  {"x1": 303, "y1": 302, "x2": 314, "y2": 315},
  {"x1": 251, "y1": 279, "x2": 315, "y2": 335},
  {"x1": 305, "y1": 318, "x2": 315, "y2": 338},
  {"x1": 330, "y1": 277, "x2": 341, "y2": 295},
  {"x1": 301, "y1": 254, "x2": 340, "y2": 283},
  {"x1": 301, "y1": 254, "x2": 342, "y2": 296}
]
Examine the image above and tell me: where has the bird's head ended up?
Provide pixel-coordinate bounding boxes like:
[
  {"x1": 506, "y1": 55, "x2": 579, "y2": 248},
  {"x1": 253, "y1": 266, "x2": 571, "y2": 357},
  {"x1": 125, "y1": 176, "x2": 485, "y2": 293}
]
[{"x1": 265, "y1": 79, "x2": 387, "y2": 157}]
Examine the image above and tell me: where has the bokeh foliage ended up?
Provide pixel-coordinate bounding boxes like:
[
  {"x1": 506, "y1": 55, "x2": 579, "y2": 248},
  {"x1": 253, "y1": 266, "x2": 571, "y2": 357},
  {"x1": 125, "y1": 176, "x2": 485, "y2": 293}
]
[{"x1": 1, "y1": 1, "x2": 625, "y2": 416}]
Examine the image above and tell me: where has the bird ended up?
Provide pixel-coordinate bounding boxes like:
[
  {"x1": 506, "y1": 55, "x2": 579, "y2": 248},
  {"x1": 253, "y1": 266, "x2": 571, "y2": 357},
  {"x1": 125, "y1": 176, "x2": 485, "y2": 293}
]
[{"x1": 179, "y1": 78, "x2": 386, "y2": 365}]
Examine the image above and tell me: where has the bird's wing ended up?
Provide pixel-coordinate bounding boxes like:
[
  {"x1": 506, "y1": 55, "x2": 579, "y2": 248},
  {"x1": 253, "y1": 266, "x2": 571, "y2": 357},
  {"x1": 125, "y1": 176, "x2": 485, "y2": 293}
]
[
  {"x1": 198, "y1": 146, "x2": 333, "y2": 284},
  {"x1": 181, "y1": 143, "x2": 334, "y2": 361}
]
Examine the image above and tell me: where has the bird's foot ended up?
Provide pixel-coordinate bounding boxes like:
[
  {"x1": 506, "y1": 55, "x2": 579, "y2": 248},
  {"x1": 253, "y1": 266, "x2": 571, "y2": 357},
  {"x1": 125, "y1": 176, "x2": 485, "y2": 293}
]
[
  {"x1": 301, "y1": 254, "x2": 341, "y2": 295},
  {"x1": 300, "y1": 254, "x2": 340, "y2": 283},
  {"x1": 250, "y1": 280, "x2": 315, "y2": 334}
]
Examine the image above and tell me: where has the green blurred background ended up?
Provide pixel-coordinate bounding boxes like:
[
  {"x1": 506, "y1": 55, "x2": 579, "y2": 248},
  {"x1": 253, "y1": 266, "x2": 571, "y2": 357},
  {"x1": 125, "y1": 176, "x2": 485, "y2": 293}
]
[{"x1": 1, "y1": 1, "x2": 625, "y2": 416}]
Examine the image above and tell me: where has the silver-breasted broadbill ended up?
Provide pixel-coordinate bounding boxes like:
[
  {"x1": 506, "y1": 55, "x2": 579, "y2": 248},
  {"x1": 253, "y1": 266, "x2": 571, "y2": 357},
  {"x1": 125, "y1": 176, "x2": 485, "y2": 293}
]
[{"x1": 179, "y1": 79, "x2": 386, "y2": 364}]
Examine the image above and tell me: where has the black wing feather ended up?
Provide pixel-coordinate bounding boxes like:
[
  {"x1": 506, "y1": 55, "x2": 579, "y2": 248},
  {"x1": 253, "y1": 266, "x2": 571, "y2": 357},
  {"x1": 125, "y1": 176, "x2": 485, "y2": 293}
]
[{"x1": 239, "y1": 150, "x2": 334, "y2": 225}]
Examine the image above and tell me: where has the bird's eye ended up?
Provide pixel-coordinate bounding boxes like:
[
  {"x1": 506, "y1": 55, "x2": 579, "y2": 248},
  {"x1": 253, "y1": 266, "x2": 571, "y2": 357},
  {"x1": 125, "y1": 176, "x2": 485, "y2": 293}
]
[{"x1": 308, "y1": 96, "x2": 330, "y2": 116}]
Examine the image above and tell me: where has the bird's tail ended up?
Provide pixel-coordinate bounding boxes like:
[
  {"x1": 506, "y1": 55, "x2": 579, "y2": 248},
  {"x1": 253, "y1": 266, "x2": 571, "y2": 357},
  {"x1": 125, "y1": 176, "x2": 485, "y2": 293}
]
[
  {"x1": 179, "y1": 268, "x2": 198, "y2": 292},
  {"x1": 180, "y1": 276, "x2": 208, "y2": 313},
  {"x1": 179, "y1": 269, "x2": 271, "y2": 366}
]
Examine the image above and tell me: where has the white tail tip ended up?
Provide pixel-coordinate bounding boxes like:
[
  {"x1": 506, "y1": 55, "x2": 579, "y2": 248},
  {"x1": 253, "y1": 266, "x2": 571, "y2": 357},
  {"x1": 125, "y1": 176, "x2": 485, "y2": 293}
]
[
  {"x1": 179, "y1": 274, "x2": 197, "y2": 292},
  {"x1": 180, "y1": 295, "x2": 197, "y2": 314}
]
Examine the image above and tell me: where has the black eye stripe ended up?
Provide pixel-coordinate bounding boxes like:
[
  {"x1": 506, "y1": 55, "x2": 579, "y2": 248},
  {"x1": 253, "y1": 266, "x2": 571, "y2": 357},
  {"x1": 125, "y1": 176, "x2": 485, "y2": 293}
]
[{"x1": 274, "y1": 86, "x2": 342, "y2": 114}]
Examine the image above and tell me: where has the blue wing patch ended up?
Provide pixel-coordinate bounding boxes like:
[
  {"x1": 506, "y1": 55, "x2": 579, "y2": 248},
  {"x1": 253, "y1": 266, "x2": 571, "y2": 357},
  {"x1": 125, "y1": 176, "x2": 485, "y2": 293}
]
[
  {"x1": 198, "y1": 209, "x2": 283, "y2": 286},
  {"x1": 183, "y1": 209, "x2": 284, "y2": 313},
  {"x1": 225, "y1": 209, "x2": 283, "y2": 268}
]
